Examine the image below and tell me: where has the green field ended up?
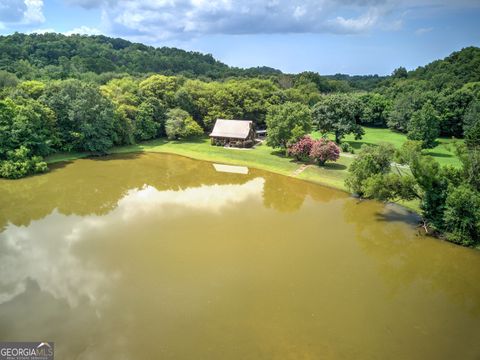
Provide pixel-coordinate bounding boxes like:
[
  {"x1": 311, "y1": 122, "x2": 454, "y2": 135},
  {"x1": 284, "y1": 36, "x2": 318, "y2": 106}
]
[{"x1": 312, "y1": 127, "x2": 462, "y2": 167}]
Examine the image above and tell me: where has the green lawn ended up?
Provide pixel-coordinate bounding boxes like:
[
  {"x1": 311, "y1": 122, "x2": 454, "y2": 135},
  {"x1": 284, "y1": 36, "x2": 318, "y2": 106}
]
[{"x1": 312, "y1": 127, "x2": 463, "y2": 167}]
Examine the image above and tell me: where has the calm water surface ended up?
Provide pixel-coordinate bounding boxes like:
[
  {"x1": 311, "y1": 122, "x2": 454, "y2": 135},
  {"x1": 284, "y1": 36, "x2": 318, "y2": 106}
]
[{"x1": 0, "y1": 153, "x2": 479, "y2": 359}]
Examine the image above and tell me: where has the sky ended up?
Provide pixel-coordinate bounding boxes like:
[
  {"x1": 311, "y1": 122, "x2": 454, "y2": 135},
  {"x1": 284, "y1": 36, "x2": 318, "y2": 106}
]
[{"x1": 0, "y1": 0, "x2": 479, "y2": 75}]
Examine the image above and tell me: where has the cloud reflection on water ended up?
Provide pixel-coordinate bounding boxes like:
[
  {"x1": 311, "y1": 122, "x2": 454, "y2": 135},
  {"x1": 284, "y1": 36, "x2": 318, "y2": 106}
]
[{"x1": 0, "y1": 178, "x2": 266, "y2": 307}]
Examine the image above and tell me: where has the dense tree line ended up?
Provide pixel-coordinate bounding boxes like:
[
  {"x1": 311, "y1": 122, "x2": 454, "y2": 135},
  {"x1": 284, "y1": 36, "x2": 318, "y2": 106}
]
[{"x1": 0, "y1": 73, "x2": 329, "y2": 178}]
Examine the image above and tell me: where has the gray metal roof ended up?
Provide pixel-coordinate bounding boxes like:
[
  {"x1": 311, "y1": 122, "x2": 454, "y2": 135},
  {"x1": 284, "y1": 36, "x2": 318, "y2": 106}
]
[{"x1": 209, "y1": 119, "x2": 252, "y2": 139}]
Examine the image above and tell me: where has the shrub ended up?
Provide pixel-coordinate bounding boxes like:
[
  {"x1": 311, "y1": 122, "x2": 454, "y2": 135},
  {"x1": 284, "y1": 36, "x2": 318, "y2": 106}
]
[
  {"x1": 181, "y1": 117, "x2": 204, "y2": 138},
  {"x1": 287, "y1": 136, "x2": 314, "y2": 162},
  {"x1": 340, "y1": 142, "x2": 353, "y2": 153},
  {"x1": 0, "y1": 146, "x2": 48, "y2": 179},
  {"x1": 165, "y1": 108, "x2": 203, "y2": 140},
  {"x1": 309, "y1": 138, "x2": 340, "y2": 166}
]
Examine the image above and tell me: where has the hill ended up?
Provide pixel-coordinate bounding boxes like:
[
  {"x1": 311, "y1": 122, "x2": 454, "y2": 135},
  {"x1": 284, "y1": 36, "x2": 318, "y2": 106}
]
[
  {"x1": 407, "y1": 46, "x2": 480, "y2": 90},
  {"x1": 0, "y1": 32, "x2": 282, "y2": 80}
]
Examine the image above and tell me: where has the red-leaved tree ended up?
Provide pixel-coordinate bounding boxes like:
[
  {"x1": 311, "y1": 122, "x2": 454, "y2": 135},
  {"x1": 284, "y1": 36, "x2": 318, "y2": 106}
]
[
  {"x1": 287, "y1": 136, "x2": 314, "y2": 162},
  {"x1": 309, "y1": 138, "x2": 340, "y2": 165}
]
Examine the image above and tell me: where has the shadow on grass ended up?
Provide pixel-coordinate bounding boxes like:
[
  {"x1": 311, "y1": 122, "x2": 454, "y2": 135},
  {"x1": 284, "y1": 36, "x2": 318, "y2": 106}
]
[
  {"x1": 170, "y1": 137, "x2": 207, "y2": 145},
  {"x1": 425, "y1": 151, "x2": 453, "y2": 158},
  {"x1": 323, "y1": 162, "x2": 347, "y2": 171},
  {"x1": 270, "y1": 149, "x2": 288, "y2": 158},
  {"x1": 347, "y1": 141, "x2": 376, "y2": 150}
]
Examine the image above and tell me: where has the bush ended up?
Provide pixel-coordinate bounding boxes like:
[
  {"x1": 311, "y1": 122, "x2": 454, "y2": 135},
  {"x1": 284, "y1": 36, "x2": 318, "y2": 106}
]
[
  {"x1": 287, "y1": 137, "x2": 340, "y2": 166},
  {"x1": 165, "y1": 108, "x2": 203, "y2": 140},
  {"x1": 309, "y1": 138, "x2": 340, "y2": 166},
  {"x1": 340, "y1": 142, "x2": 354, "y2": 153},
  {"x1": 0, "y1": 146, "x2": 48, "y2": 179},
  {"x1": 287, "y1": 136, "x2": 314, "y2": 162},
  {"x1": 181, "y1": 117, "x2": 204, "y2": 138}
]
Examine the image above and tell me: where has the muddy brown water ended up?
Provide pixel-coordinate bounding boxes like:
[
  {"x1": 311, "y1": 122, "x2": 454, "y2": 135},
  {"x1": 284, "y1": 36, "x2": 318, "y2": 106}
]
[{"x1": 0, "y1": 152, "x2": 479, "y2": 359}]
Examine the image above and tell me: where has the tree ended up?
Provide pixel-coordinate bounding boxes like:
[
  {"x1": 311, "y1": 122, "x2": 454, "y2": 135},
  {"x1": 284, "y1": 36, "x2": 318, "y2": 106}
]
[
  {"x1": 0, "y1": 70, "x2": 19, "y2": 89},
  {"x1": 139, "y1": 75, "x2": 181, "y2": 107},
  {"x1": 165, "y1": 108, "x2": 203, "y2": 140},
  {"x1": 312, "y1": 94, "x2": 364, "y2": 144},
  {"x1": 392, "y1": 67, "x2": 408, "y2": 79},
  {"x1": 0, "y1": 99, "x2": 17, "y2": 159},
  {"x1": 407, "y1": 101, "x2": 440, "y2": 148},
  {"x1": 463, "y1": 99, "x2": 480, "y2": 149},
  {"x1": 41, "y1": 79, "x2": 117, "y2": 153},
  {"x1": 358, "y1": 93, "x2": 392, "y2": 127},
  {"x1": 0, "y1": 98, "x2": 57, "y2": 159},
  {"x1": 309, "y1": 139, "x2": 340, "y2": 166},
  {"x1": 443, "y1": 184, "x2": 480, "y2": 246},
  {"x1": 134, "y1": 98, "x2": 166, "y2": 141},
  {"x1": 456, "y1": 144, "x2": 480, "y2": 192},
  {"x1": 10, "y1": 99, "x2": 57, "y2": 157},
  {"x1": 345, "y1": 144, "x2": 395, "y2": 196},
  {"x1": 437, "y1": 87, "x2": 474, "y2": 137},
  {"x1": 348, "y1": 144, "x2": 451, "y2": 233},
  {"x1": 134, "y1": 102, "x2": 161, "y2": 141},
  {"x1": 16, "y1": 80, "x2": 46, "y2": 99},
  {"x1": 287, "y1": 136, "x2": 314, "y2": 162},
  {"x1": 266, "y1": 102, "x2": 312, "y2": 149}
]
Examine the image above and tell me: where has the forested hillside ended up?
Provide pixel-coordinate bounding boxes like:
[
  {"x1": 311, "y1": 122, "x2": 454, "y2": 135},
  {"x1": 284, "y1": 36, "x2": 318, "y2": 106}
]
[
  {"x1": 409, "y1": 47, "x2": 480, "y2": 89},
  {"x1": 0, "y1": 32, "x2": 281, "y2": 80}
]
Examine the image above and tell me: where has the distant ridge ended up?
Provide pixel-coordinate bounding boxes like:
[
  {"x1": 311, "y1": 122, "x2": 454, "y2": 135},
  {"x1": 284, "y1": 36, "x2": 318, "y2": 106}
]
[
  {"x1": 0, "y1": 32, "x2": 478, "y2": 91},
  {"x1": 0, "y1": 32, "x2": 282, "y2": 79}
]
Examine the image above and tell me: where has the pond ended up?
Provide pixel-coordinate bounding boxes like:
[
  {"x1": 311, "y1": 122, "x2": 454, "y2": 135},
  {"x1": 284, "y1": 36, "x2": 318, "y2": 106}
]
[{"x1": 0, "y1": 153, "x2": 479, "y2": 359}]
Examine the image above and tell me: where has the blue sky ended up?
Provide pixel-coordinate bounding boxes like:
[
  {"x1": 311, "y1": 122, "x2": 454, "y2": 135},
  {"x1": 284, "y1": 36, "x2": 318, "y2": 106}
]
[{"x1": 1, "y1": 0, "x2": 479, "y2": 75}]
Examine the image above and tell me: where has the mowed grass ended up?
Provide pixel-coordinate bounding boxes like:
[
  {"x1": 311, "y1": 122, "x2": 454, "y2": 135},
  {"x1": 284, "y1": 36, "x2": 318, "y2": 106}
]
[
  {"x1": 113, "y1": 138, "x2": 352, "y2": 190},
  {"x1": 312, "y1": 127, "x2": 462, "y2": 167}
]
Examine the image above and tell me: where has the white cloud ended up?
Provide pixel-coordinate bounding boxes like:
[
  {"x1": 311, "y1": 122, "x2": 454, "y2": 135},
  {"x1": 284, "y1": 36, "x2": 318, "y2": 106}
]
[
  {"x1": 63, "y1": 0, "x2": 395, "y2": 40},
  {"x1": 23, "y1": 0, "x2": 44, "y2": 23},
  {"x1": 58, "y1": 0, "x2": 480, "y2": 40},
  {"x1": 28, "y1": 27, "x2": 55, "y2": 34},
  {"x1": 0, "y1": 0, "x2": 44, "y2": 27},
  {"x1": 0, "y1": 178, "x2": 264, "y2": 307},
  {"x1": 327, "y1": 9, "x2": 380, "y2": 34},
  {"x1": 29, "y1": 25, "x2": 101, "y2": 36},
  {"x1": 64, "y1": 25, "x2": 102, "y2": 35}
]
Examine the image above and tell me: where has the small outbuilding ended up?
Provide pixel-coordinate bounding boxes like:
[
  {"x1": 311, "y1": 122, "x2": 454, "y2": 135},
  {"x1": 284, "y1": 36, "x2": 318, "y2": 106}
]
[{"x1": 209, "y1": 119, "x2": 256, "y2": 148}]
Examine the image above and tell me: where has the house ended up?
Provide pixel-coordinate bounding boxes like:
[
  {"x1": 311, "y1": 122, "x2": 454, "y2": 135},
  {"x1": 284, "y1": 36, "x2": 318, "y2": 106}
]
[{"x1": 209, "y1": 119, "x2": 256, "y2": 148}]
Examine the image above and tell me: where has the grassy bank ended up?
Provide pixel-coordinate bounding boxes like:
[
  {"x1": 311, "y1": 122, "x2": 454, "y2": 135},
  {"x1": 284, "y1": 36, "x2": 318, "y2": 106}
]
[{"x1": 46, "y1": 127, "x2": 463, "y2": 213}]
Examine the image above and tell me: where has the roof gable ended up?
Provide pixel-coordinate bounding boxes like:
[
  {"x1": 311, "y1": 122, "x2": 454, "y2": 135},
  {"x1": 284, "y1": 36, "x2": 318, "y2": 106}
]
[{"x1": 209, "y1": 119, "x2": 252, "y2": 139}]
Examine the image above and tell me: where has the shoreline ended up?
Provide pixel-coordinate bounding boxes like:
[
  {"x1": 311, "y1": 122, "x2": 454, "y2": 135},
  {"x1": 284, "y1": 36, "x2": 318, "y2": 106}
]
[{"x1": 45, "y1": 137, "x2": 420, "y2": 213}]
